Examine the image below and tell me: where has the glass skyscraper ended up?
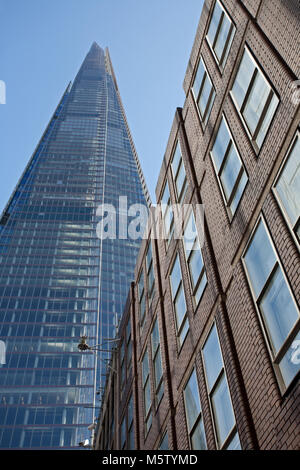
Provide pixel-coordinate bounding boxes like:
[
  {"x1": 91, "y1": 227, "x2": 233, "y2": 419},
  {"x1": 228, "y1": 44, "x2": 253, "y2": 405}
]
[{"x1": 0, "y1": 43, "x2": 150, "y2": 449}]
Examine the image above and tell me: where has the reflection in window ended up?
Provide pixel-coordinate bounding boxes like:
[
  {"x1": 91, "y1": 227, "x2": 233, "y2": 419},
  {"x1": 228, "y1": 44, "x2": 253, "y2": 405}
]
[
  {"x1": 151, "y1": 318, "x2": 164, "y2": 405},
  {"x1": 231, "y1": 47, "x2": 279, "y2": 150},
  {"x1": 211, "y1": 115, "x2": 248, "y2": 216},
  {"x1": 184, "y1": 369, "x2": 206, "y2": 449},
  {"x1": 142, "y1": 350, "x2": 152, "y2": 434},
  {"x1": 202, "y1": 324, "x2": 240, "y2": 449},
  {"x1": 192, "y1": 57, "x2": 216, "y2": 126},
  {"x1": 171, "y1": 142, "x2": 188, "y2": 203},
  {"x1": 207, "y1": 0, "x2": 235, "y2": 70},
  {"x1": 183, "y1": 211, "x2": 207, "y2": 304},
  {"x1": 170, "y1": 254, "x2": 189, "y2": 346},
  {"x1": 243, "y1": 218, "x2": 300, "y2": 389},
  {"x1": 274, "y1": 131, "x2": 300, "y2": 244}
]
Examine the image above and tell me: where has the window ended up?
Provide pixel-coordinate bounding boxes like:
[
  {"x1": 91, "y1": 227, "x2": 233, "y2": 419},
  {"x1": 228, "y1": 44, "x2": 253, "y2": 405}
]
[
  {"x1": 171, "y1": 142, "x2": 188, "y2": 203},
  {"x1": 138, "y1": 270, "x2": 146, "y2": 327},
  {"x1": 231, "y1": 47, "x2": 279, "y2": 150},
  {"x1": 192, "y1": 57, "x2": 216, "y2": 126},
  {"x1": 273, "y1": 131, "x2": 300, "y2": 245},
  {"x1": 151, "y1": 318, "x2": 164, "y2": 405},
  {"x1": 127, "y1": 394, "x2": 134, "y2": 450},
  {"x1": 170, "y1": 254, "x2": 189, "y2": 346},
  {"x1": 243, "y1": 218, "x2": 300, "y2": 390},
  {"x1": 120, "y1": 340, "x2": 125, "y2": 392},
  {"x1": 142, "y1": 350, "x2": 152, "y2": 434},
  {"x1": 158, "y1": 432, "x2": 168, "y2": 450},
  {"x1": 126, "y1": 319, "x2": 132, "y2": 376},
  {"x1": 183, "y1": 211, "x2": 207, "y2": 305},
  {"x1": 146, "y1": 242, "x2": 155, "y2": 303},
  {"x1": 206, "y1": 0, "x2": 235, "y2": 70},
  {"x1": 211, "y1": 115, "x2": 248, "y2": 216},
  {"x1": 202, "y1": 324, "x2": 241, "y2": 449},
  {"x1": 184, "y1": 369, "x2": 207, "y2": 450},
  {"x1": 161, "y1": 180, "x2": 174, "y2": 244},
  {"x1": 120, "y1": 415, "x2": 126, "y2": 449}
]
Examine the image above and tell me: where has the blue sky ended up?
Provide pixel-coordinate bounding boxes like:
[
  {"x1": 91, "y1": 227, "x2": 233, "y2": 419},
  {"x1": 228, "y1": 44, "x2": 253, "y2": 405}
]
[{"x1": 0, "y1": 0, "x2": 204, "y2": 209}]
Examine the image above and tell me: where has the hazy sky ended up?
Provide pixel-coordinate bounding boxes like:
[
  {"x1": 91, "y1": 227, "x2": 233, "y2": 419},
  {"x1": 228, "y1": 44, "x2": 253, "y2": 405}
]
[{"x1": 0, "y1": 0, "x2": 204, "y2": 210}]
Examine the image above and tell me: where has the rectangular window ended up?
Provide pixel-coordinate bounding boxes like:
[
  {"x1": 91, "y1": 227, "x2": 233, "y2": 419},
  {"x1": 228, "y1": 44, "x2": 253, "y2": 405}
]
[
  {"x1": 231, "y1": 47, "x2": 279, "y2": 150},
  {"x1": 273, "y1": 131, "x2": 300, "y2": 245},
  {"x1": 243, "y1": 217, "x2": 300, "y2": 390},
  {"x1": 211, "y1": 115, "x2": 248, "y2": 216},
  {"x1": 142, "y1": 350, "x2": 152, "y2": 434},
  {"x1": 161, "y1": 180, "x2": 174, "y2": 244},
  {"x1": 202, "y1": 324, "x2": 241, "y2": 449},
  {"x1": 171, "y1": 142, "x2": 188, "y2": 203},
  {"x1": 183, "y1": 211, "x2": 207, "y2": 305},
  {"x1": 206, "y1": 0, "x2": 235, "y2": 70},
  {"x1": 138, "y1": 270, "x2": 146, "y2": 327},
  {"x1": 192, "y1": 57, "x2": 216, "y2": 126},
  {"x1": 151, "y1": 317, "x2": 164, "y2": 405},
  {"x1": 183, "y1": 368, "x2": 207, "y2": 450},
  {"x1": 146, "y1": 241, "x2": 155, "y2": 303},
  {"x1": 120, "y1": 339, "x2": 125, "y2": 392},
  {"x1": 170, "y1": 254, "x2": 189, "y2": 346}
]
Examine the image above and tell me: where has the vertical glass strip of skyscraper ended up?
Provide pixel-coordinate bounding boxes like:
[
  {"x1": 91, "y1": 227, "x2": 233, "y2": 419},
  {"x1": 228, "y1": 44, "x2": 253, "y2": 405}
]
[{"x1": 0, "y1": 43, "x2": 149, "y2": 449}]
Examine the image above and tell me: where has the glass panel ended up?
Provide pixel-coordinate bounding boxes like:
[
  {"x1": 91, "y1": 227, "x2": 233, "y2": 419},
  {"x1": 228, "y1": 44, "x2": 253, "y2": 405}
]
[
  {"x1": 220, "y1": 145, "x2": 242, "y2": 200},
  {"x1": 154, "y1": 352, "x2": 163, "y2": 387},
  {"x1": 232, "y1": 49, "x2": 255, "y2": 109},
  {"x1": 198, "y1": 75, "x2": 212, "y2": 117},
  {"x1": 174, "y1": 285, "x2": 187, "y2": 326},
  {"x1": 260, "y1": 266, "x2": 299, "y2": 354},
  {"x1": 170, "y1": 255, "x2": 182, "y2": 297},
  {"x1": 142, "y1": 352, "x2": 149, "y2": 385},
  {"x1": 175, "y1": 161, "x2": 187, "y2": 200},
  {"x1": 171, "y1": 142, "x2": 182, "y2": 177},
  {"x1": 230, "y1": 170, "x2": 248, "y2": 214},
  {"x1": 159, "y1": 432, "x2": 168, "y2": 450},
  {"x1": 275, "y1": 135, "x2": 300, "y2": 227},
  {"x1": 211, "y1": 117, "x2": 231, "y2": 171},
  {"x1": 244, "y1": 220, "x2": 277, "y2": 298},
  {"x1": 214, "y1": 14, "x2": 231, "y2": 61},
  {"x1": 202, "y1": 324, "x2": 223, "y2": 391},
  {"x1": 192, "y1": 60, "x2": 205, "y2": 99},
  {"x1": 211, "y1": 373, "x2": 235, "y2": 448},
  {"x1": 256, "y1": 93, "x2": 279, "y2": 148},
  {"x1": 179, "y1": 318, "x2": 189, "y2": 345},
  {"x1": 151, "y1": 319, "x2": 160, "y2": 355},
  {"x1": 144, "y1": 380, "x2": 151, "y2": 414},
  {"x1": 189, "y1": 249, "x2": 204, "y2": 288},
  {"x1": 207, "y1": 1, "x2": 223, "y2": 46},
  {"x1": 226, "y1": 431, "x2": 241, "y2": 450},
  {"x1": 191, "y1": 418, "x2": 207, "y2": 450},
  {"x1": 243, "y1": 72, "x2": 270, "y2": 135},
  {"x1": 279, "y1": 331, "x2": 300, "y2": 388},
  {"x1": 184, "y1": 369, "x2": 201, "y2": 431},
  {"x1": 195, "y1": 271, "x2": 207, "y2": 304}
]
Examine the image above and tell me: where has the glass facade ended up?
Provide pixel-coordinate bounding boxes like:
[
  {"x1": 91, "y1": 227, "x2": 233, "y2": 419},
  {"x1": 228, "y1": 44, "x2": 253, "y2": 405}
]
[{"x1": 0, "y1": 43, "x2": 148, "y2": 448}]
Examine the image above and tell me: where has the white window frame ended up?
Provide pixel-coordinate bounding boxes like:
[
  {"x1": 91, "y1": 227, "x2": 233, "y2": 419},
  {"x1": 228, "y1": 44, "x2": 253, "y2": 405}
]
[
  {"x1": 171, "y1": 141, "x2": 188, "y2": 203},
  {"x1": 230, "y1": 45, "x2": 279, "y2": 152},
  {"x1": 169, "y1": 253, "x2": 189, "y2": 348},
  {"x1": 272, "y1": 129, "x2": 300, "y2": 249},
  {"x1": 206, "y1": 0, "x2": 236, "y2": 71},
  {"x1": 192, "y1": 56, "x2": 216, "y2": 127},
  {"x1": 202, "y1": 323, "x2": 241, "y2": 449},
  {"x1": 210, "y1": 114, "x2": 248, "y2": 218},
  {"x1": 242, "y1": 215, "x2": 300, "y2": 392}
]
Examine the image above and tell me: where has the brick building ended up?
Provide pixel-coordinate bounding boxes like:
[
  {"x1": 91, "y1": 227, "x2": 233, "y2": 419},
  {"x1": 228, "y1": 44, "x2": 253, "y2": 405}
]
[{"x1": 94, "y1": 0, "x2": 300, "y2": 450}]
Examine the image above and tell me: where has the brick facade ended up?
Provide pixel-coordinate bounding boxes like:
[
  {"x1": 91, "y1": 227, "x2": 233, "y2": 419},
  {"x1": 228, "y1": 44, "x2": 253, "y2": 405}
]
[{"x1": 94, "y1": 0, "x2": 299, "y2": 450}]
